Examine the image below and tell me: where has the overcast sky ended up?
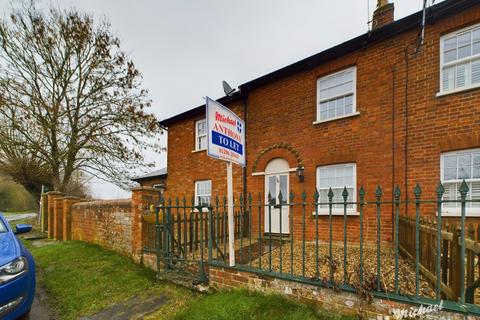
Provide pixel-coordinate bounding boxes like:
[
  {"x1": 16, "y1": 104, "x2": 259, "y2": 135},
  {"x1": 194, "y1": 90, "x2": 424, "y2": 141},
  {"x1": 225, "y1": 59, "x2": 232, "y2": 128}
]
[{"x1": 0, "y1": 0, "x2": 440, "y2": 198}]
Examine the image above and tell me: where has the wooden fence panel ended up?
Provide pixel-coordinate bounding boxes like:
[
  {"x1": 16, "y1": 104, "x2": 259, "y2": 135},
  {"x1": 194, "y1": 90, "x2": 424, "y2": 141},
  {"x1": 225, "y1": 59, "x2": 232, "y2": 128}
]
[{"x1": 399, "y1": 217, "x2": 480, "y2": 303}]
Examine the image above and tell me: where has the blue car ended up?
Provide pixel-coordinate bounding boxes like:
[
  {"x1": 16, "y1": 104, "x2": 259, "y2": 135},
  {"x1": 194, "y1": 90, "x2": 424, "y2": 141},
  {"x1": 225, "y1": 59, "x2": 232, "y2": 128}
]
[{"x1": 0, "y1": 214, "x2": 35, "y2": 320}]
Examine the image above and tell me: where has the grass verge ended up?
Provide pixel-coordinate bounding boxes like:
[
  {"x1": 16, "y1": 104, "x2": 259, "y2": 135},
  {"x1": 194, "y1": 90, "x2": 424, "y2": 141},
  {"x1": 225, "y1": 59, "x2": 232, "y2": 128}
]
[
  {"x1": 26, "y1": 239, "x2": 355, "y2": 320},
  {"x1": 171, "y1": 289, "x2": 354, "y2": 320},
  {"x1": 26, "y1": 240, "x2": 193, "y2": 319}
]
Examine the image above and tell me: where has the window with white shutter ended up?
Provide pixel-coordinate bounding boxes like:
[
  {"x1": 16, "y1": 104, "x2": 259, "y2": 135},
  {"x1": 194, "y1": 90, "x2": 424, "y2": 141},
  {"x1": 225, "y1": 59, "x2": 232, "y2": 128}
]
[
  {"x1": 440, "y1": 24, "x2": 480, "y2": 95},
  {"x1": 440, "y1": 149, "x2": 480, "y2": 216}
]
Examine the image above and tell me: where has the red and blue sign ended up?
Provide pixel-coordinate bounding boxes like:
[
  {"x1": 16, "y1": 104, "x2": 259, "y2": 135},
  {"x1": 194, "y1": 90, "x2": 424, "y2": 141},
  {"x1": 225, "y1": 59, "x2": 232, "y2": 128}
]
[{"x1": 206, "y1": 97, "x2": 245, "y2": 167}]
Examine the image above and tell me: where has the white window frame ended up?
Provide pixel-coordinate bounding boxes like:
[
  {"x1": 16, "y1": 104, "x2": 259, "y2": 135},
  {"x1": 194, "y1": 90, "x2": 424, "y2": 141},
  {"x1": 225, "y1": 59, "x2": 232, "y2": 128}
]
[
  {"x1": 315, "y1": 66, "x2": 358, "y2": 124},
  {"x1": 195, "y1": 119, "x2": 207, "y2": 151},
  {"x1": 440, "y1": 149, "x2": 480, "y2": 217},
  {"x1": 315, "y1": 163, "x2": 357, "y2": 216},
  {"x1": 438, "y1": 23, "x2": 480, "y2": 96},
  {"x1": 194, "y1": 180, "x2": 211, "y2": 207}
]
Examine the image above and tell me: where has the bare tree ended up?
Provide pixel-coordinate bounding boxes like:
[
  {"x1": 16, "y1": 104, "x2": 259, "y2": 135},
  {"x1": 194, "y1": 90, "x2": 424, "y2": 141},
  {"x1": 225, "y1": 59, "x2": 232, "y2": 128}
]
[{"x1": 0, "y1": 4, "x2": 162, "y2": 192}]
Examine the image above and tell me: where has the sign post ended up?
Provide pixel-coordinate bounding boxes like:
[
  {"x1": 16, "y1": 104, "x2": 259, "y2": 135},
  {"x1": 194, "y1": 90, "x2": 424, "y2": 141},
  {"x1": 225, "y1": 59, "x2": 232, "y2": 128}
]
[
  {"x1": 206, "y1": 97, "x2": 245, "y2": 267},
  {"x1": 226, "y1": 161, "x2": 234, "y2": 266}
]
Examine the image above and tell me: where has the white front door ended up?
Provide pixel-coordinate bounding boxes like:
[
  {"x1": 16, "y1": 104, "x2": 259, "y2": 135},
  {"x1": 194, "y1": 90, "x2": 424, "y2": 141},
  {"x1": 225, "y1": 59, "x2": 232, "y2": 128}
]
[{"x1": 264, "y1": 173, "x2": 290, "y2": 234}]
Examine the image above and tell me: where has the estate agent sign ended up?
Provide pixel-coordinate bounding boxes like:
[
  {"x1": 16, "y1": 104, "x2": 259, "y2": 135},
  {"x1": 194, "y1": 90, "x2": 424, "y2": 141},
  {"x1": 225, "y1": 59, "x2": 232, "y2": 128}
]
[
  {"x1": 205, "y1": 96, "x2": 245, "y2": 266},
  {"x1": 206, "y1": 97, "x2": 245, "y2": 167}
]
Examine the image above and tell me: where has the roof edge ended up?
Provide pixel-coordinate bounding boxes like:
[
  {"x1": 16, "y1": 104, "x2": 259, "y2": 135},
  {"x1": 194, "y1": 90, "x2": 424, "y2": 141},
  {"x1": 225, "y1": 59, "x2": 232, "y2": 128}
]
[
  {"x1": 132, "y1": 174, "x2": 167, "y2": 183},
  {"x1": 159, "y1": 0, "x2": 478, "y2": 127},
  {"x1": 159, "y1": 91, "x2": 242, "y2": 127},
  {"x1": 240, "y1": 0, "x2": 476, "y2": 91}
]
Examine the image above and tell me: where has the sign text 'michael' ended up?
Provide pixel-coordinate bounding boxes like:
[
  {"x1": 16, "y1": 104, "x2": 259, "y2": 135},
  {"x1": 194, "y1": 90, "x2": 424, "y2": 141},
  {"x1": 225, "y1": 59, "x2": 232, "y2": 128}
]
[{"x1": 215, "y1": 111, "x2": 236, "y2": 126}]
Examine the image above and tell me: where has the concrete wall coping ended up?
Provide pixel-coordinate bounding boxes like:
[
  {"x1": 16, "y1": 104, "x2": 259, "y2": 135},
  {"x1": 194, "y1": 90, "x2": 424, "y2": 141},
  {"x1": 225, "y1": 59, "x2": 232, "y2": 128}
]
[
  {"x1": 71, "y1": 199, "x2": 132, "y2": 209},
  {"x1": 46, "y1": 191, "x2": 64, "y2": 196},
  {"x1": 63, "y1": 196, "x2": 81, "y2": 200}
]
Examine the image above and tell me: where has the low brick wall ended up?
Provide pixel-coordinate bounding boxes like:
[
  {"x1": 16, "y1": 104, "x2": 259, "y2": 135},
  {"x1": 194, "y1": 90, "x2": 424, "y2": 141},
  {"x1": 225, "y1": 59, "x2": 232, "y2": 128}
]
[
  {"x1": 43, "y1": 188, "x2": 161, "y2": 262},
  {"x1": 209, "y1": 265, "x2": 468, "y2": 319},
  {"x1": 71, "y1": 199, "x2": 133, "y2": 257}
]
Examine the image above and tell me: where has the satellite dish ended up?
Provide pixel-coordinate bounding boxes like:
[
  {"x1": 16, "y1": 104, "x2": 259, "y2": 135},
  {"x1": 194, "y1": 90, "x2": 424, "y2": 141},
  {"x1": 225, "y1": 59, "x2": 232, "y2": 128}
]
[{"x1": 222, "y1": 80, "x2": 236, "y2": 97}]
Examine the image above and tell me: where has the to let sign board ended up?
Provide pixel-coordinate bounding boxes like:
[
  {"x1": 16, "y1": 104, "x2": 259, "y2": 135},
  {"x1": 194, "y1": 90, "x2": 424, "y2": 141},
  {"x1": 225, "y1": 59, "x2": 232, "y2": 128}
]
[{"x1": 206, "y1": 97, "x2": 245, "y2": 167}]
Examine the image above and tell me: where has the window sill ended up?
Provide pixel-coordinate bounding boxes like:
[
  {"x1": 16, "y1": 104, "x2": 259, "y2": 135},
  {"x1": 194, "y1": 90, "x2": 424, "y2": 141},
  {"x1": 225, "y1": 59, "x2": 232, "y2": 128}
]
[
  {"x1": 313, "y1": 112, "x2": 360, "y2": 125},
  {"x1": 312, "y1": 211, "x2": 359, "y2": 217},
  {"x1": 192, "y1": 149, "x2": 206, "y2": 154},
  {"x1": 436, "y1": 84, "x2": 480, "y2": 98},
  {"x1": 436, "y1": 210, "x2": 480, "y2": 217}
]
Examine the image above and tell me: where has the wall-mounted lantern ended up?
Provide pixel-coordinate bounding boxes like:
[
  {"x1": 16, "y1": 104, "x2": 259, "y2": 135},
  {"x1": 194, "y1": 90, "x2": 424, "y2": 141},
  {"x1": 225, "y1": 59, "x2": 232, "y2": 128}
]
[{"x1": 296, "y1": 166, "x2": 305, "y2": 183}]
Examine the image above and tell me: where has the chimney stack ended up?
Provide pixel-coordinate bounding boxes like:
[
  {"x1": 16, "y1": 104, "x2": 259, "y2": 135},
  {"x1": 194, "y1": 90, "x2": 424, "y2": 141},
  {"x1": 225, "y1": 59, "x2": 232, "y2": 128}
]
[{"x1": 372, "y1": 0, "x2": 395, "y2": 30}]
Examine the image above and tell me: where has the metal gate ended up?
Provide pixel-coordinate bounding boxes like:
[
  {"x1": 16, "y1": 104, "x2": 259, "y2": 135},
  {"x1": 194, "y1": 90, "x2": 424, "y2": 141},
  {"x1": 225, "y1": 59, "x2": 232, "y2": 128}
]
[{"x1": 142, "y1": 199, "x2": 249, "y2": 285}]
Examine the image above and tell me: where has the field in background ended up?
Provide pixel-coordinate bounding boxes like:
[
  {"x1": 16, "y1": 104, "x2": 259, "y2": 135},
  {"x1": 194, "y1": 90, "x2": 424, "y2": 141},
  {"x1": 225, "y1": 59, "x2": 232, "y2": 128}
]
[{"x1": 0, "y1": 174, "x2": 37, "y2": 212}]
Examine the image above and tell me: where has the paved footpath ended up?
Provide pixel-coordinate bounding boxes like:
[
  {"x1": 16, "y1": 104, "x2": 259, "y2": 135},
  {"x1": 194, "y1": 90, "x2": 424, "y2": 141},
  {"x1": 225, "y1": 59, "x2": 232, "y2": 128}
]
[{"x1": 80, "y1": 295, "x2": 168, "y2": 320}]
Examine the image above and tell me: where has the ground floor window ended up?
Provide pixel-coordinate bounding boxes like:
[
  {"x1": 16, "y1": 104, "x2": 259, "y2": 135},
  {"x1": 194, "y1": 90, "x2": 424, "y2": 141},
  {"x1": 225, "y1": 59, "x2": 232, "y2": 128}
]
[
  {"x1": 316, "y1": 163, "x2": 356, "y2": 214},
  {"x1": 441, "y1": 149, "x2": 480, "y2": 215},
  {"x1": 195, "y1": 180, "x2": 211, "y2": 206}
]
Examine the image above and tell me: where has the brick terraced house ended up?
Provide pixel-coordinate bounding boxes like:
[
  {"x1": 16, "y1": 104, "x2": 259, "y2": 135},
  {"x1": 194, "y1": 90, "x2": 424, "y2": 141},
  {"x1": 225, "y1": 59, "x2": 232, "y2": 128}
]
[{"x1": 159, "y1": 0, "x2": 480, "y2": 242}]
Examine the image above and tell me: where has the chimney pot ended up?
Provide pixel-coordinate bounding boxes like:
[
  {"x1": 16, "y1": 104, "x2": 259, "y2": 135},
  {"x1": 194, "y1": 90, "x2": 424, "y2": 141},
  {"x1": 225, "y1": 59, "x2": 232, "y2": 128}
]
[
  {"x1": 377, "y1": 0, "x2": 389, "y2": 8},
  {"x1": 373, "y1": 0, "x2": 394, "y2": 30}
]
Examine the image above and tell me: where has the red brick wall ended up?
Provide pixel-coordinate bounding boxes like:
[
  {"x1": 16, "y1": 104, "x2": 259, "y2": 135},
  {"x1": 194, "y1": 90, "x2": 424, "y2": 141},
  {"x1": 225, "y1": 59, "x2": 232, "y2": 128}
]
[
  {"x1": 63, "y1": 197, "x2": 81, "y2": 241},
  {"x1": 131, "y1": 187, "x2": 162, "y2": 262},
  {"x1": 47, "y1": 192, "x2": 63, "y2": 239},
  {"x1": 209, "y1": 265, "x2": 461, "y2": 319},
  {"x1": 163, "y1": 5, "x2": 480, "y2": 242},
  {"x1": 53, "y1": 197, "x2": 64, "y2": 240},
  {"x1": 70, "y1": 199, "x2": 133, "y2": 257},
  {"x1": 43, "y1": 188, "x2": 161, "y2": 262}
]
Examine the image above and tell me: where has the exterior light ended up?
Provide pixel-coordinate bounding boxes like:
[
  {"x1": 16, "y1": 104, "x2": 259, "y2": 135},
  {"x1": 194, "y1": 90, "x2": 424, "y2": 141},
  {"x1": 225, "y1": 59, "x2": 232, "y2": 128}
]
[
  {"x1": 153, "y1": 183, "x2": 166, "y2": 194},
  {"x1": 296, "y1": 166, "x2": 305, "y2": 183}
]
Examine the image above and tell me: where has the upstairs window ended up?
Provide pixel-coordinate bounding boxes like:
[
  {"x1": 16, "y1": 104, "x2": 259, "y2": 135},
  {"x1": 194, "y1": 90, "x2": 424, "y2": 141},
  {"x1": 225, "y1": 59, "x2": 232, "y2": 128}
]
[
  {"x1": 316, "y1": 163, "x2": 356, "y2": 214},
  {"x1": 440, "y1": 24, "x2": 480, "y2": 94},
  {"x1": 441, "y1": 149, "x2": 480, "y2": 215},
  {"x1": 317, "y1": 67, "x2": 356, "y2": 122},
  {"x1": 195, "y1": 180, "x2": 211, "y2": 206},
  {"x1": 195, "y1": 119, "x2": 207, "y2": 151}
]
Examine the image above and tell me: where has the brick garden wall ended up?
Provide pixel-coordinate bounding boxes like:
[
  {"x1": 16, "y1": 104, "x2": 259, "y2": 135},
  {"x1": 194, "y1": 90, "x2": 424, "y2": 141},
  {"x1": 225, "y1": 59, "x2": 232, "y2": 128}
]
[
  {"x1": 42, "y1": 188, "x2": 162, "y2": 261},
  {"x1": 70, "y1": 199, "x2": 133, "y2": 257},
  {"x1": 209, "y1": 265, "x2": 397, "y2": 316},
  {"x1": 209, "y1": 265, "x2": 468, "y2": 319}
]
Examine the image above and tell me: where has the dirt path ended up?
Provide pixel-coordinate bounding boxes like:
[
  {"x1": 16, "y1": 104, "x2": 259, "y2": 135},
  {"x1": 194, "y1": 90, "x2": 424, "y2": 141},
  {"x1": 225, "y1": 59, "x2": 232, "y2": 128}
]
[{"x1": 30, "y1": 283, "x2": 58, "y2": 320}]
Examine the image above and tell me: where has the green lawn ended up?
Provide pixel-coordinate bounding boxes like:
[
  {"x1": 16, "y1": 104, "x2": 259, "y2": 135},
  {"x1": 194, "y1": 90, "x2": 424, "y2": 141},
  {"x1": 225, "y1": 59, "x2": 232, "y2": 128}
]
[
  {"x1": 6, "y1": 216, "x2": 38, "y2": 234},
  {"x1": 26, "y1": 240, "x2": 192, "y2": 319},
  {"x1": 172, "y1": 290, "x2": 354, "y2": 320},
  {"x1": 25, "y1": 238, "x2": 354, "y2": 319}
]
